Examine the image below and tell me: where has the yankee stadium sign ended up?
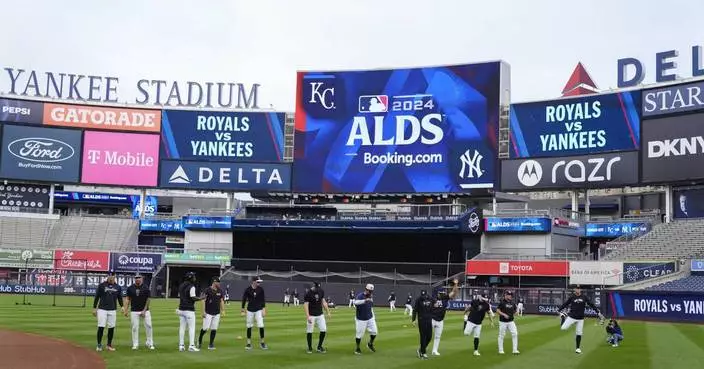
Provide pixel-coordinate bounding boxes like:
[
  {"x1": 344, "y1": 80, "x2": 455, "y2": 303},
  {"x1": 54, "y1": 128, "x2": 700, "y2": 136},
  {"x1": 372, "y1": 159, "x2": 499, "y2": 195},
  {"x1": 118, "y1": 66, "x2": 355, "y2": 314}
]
[{"x1": 0, "y1": 66, "x2": 261, "y2": 109}]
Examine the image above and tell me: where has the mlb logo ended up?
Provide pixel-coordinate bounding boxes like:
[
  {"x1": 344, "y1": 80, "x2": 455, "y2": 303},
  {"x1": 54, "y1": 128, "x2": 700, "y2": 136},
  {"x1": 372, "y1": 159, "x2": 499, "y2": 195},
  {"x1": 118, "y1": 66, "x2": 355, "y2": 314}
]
[
  {"x1": 499, "y1": 262, "x2": 509, "y2": 274},
  {"x1": 358, "y1": 95, "x2": 388, "y2": 113}
]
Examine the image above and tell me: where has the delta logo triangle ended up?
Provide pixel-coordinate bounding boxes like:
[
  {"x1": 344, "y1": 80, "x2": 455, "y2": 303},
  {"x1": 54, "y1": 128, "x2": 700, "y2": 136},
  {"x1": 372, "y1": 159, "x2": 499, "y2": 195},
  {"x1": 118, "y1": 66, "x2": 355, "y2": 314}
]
[
  {"x1": 561, "y1": 62, "x2": 599, "y2": 97},
  {"x1": 169, "y1": 165, "x2": 191, "y2": 184}
]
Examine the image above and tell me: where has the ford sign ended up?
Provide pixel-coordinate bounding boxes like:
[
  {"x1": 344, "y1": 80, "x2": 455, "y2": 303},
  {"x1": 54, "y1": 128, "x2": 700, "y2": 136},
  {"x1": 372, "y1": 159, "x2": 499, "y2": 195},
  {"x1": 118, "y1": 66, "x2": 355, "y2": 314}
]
[{"x1": 8, "y1": 137, "x2": 75, "y2": 163}]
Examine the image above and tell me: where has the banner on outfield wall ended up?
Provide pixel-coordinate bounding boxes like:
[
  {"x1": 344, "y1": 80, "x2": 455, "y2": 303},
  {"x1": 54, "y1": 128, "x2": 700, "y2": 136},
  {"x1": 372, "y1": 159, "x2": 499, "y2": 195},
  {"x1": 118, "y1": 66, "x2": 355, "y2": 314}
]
[
  {"x1": 109, "y1": 252, "x2": 163, "y2": 273},
  {"x1": 606, "y1": 291, "x2": 704, "y2": 323},
  {"x1": 622, "y1": 262, "x2": 676, "y2": 283},
  {"x1": 43, "y1": 103, "x2": 161, "y2": 133},
  {"x1": 0, "y1": 249, "x2": 54, "y2": 268},
  {"x1": 0, "y1": 98, "x2": 44, "y2": 124},
  {"x1": 509, "y1": 90, "x2": 641, "y2": 158},
  {"x1": 569, "y1": 261, "x2": 623, "y2": 286},
  {"x1": 466, "y1": 260, "x2": 569, "y2": 277},
  {"x1": 293, "y1": 62, "x2": 508, "y2": 193},
  {"x1": 53, "y1": 250, "x2": 110, "y2": 272},
  {"x1": 160, "y1": 110, "x2": 285, "y2": 162}
]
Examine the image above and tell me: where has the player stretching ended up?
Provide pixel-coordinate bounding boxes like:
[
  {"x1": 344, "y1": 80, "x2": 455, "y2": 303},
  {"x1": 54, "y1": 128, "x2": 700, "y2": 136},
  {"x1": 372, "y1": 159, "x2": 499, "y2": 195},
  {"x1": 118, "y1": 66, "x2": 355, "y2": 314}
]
[
  {"x1": 353, "y1": 284, "x2": 378, "y2": 355},
  {"x1": 304, "y1": 282, "x2": 331, "y2": 353},
  {"x1": 388, "y1": 291, "x2": 396, "y2": 312},
  {"x1": 430, "y1": 280, "x2": 459, "y2": 356},
  {"x1": 177, "y1": 272, "x2": 202, "y2": 352},
  {"x1": 242, "y1": 277, "x2": 268, "y2": 350},
  {"x1": 199, "y1": 277, "x2": 225, "y2": 350},
  {"x1": 464, "y1": 292, "x2": 495, "y2": 356},
  {"x1": 124, "y1": 274, "x2": 154, "y2": 350},
  {"x1": 557, "y1": 285, "x2": 603, "y2": 354},
  {"x1": 93, "y1": 274, "x2": 123, "y2": 352},
  {"x1": 404, "y1": 293, "x2": 413, "y2": 316},
  {"x1": 496, "y1": 291, "x2": 519, "y2": 355}
]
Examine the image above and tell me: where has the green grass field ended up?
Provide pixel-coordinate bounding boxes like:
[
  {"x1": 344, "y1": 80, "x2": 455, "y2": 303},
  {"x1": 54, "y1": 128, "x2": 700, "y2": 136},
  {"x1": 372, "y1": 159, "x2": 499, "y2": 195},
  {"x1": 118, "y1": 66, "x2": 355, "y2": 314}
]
[{"x1": 1, "y1": 294, "x2": 703, "y2": 369}]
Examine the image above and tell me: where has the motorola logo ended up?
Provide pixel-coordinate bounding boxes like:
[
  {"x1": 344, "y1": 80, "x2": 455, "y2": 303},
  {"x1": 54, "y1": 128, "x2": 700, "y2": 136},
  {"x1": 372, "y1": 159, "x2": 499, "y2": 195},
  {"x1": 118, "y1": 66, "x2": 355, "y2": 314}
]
[{"x1": 517, "y1": 160, "x2": 542, "y2": 187}]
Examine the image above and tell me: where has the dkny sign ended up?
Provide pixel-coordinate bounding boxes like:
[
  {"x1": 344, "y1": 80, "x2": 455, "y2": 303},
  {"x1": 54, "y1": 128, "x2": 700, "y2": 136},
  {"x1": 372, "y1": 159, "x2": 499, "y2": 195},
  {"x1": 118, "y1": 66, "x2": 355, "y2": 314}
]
[
  {"x1": 642, "y1": 112, "x2": 704, "y2": 183},
  {"x1": 500, "y1": 151, "x2": 639, "y2": 191}
]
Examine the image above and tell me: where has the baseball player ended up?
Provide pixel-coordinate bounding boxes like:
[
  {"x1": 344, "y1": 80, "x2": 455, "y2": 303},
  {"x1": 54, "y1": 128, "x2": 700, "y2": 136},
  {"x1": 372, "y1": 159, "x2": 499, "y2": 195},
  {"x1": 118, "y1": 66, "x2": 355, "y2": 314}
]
[
  {"x1": 284, "y1": 288, "x2": 291, "y2": 307},
  {"x1": 293, "y1": 288, "x2": 300, "y2": 306},
  {"x1": 177, "y1": 272, "x2": 202, "y2": 352},
  {"x1": 404, "y1": 293, "x2": 414, "y2": 316},
  {"x1": 558, "y1": 285, "x2": 604, "y2": 354},
  {"x1": 411, "y1": 290, "x2": 433, "y2": 360},
  {"x1": 353, "y1": 284, "x2": 378, "y2": 355},
  {"x1": 463, "y1": 292, "x2": 495, "y2": 356},
  {"x1": 93, "y1": 274, "x2": 123, "y2": 352},
  {"x1": 517, "y1": 298, "x2": 525, "y2": 317},
  {"x1": 388, "y1": 291, "x2": 396, "y2": 312},
  {"x1": 496, "y1": 291, "x2": 519, "y2": 355},
  {"x1": 348, "y1": 290, "x2": 355, "y2": 308},
  {"x1": 199, "y1": 277, "x2": 225, "y2": 350},
  {"x1": 241, "y1": 276, "x2": 268, "y2": 350},
  {"x1": 123, "y1": 274, "x2": 154, "y2": 350},
  {"x1": 430, "y1": 281, "x2": 459, "y2": 356},
  {"x1": 304, "y1": 282, "x2": 331, "y2": 353}
]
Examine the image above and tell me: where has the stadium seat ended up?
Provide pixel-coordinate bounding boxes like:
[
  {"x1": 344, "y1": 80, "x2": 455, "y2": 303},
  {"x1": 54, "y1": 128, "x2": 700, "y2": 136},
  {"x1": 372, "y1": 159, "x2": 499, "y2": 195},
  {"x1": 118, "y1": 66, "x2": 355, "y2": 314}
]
[
  {"x1": 603, "y1": 219, "x2": 704, "y2": 261},
  {"x1": 646, "y1": 275, "x2": 704, "y2": 292}
]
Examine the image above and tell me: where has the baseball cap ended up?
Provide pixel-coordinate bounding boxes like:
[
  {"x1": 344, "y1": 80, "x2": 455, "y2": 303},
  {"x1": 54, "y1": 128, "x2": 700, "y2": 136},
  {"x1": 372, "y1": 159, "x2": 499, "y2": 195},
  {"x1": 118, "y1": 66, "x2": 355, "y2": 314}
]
[
  {"x1": 312, "y1": 281, "x2": 321, "y2": 288},
  {"x1": 212, "y1": 276, "x2": 220, "y2": 283},
  {"x1": 253, "y1": 276, "x2": 263, "y2": 283},
  {"x1": 505, "y1": 290, "x2": 513, "y2": 295},
  {"x1": 134, "y1": 274, "x2": 143, "y2": 279},
  {"x1": 365, "y1": 283, "x2": 374, "y2": 291}
]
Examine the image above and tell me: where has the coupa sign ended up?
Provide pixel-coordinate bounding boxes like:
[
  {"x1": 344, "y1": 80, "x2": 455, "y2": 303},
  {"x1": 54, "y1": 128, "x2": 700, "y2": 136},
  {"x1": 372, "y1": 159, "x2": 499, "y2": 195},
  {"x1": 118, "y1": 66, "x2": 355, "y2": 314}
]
[{"x1": 109, "y1": 252, "x2": 162, "y2": 273}]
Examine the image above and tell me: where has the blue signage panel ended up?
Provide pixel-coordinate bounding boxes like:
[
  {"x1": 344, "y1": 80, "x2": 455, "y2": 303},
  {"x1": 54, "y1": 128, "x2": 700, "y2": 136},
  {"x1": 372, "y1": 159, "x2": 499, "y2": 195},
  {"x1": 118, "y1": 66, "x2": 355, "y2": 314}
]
[
  {"x1": 159, "y1": 160, "x2": 291, "y2": 191},
  {"x1": 642, "y1": 80, "x2": 704, "y2": 117},
  {"x1": 183, "y1": 216, "x2": 232, "y2": 229},
  {"x1": 0, "y1": 124, "x2": 82, "y2": 183},
  {"x1": 0, "y1": 98, "x2": 44, "y2": 124},
  {"x1": 484, "y1": 217, "x2": 552, "y2": 233},
  {"x1": 109, "y1": 252, "x2": 163, "y2": 273},
  {"x1": 130, "y1": 195, "x2": 157, "y2": 218},
  {"x1": 54, "y1": 191, "x2": 133, "y2": 203},
  {"x1": 509, "y1": 91, "x2": 641, "y2": 158},
  {"x1": 160, "y1": 110, "x2": 285, "y2": 162},
  {"x1": 139, "y1": 219, "x2": 184, "y2": 232},
  {"x1": 293, "y1": 62, "x2": 504, "y2": 193},
  {"x1": 623, "y1": 262, "x2": 676, "y2": 283},
  {"x1": 608, "y1": 291, "x2": 704, "y2": 323},
  {"x1": 584, "y1": 222, "x2": 651, "y2": 238},
  {"x1": 691, "y1": 260, "x2": 704, "y2": 272}
]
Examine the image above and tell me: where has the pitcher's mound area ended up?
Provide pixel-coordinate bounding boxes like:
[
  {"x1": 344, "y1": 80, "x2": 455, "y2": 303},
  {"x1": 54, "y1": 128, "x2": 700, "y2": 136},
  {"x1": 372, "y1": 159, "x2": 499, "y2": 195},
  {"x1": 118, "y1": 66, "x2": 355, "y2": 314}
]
[{"x1": 0, "y1": 330, "x2": 105, "y2": 369}]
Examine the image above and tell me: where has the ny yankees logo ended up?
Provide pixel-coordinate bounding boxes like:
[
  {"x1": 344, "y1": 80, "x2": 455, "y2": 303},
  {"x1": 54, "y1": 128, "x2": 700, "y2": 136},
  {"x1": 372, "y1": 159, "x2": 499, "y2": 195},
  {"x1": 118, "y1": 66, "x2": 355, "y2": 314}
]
[{"x1": 459, "y1": 149, "x2": 484, "y2": 179}]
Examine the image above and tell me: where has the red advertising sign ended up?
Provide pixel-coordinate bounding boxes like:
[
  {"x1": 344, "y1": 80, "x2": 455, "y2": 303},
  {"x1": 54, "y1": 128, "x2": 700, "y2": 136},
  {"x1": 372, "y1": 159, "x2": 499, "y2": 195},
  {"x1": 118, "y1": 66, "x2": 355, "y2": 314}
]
[
  {"x1": 466, "y1": 260, "x2": 569, "y2": 277},
  {"x1": 53, "y1": 250, "x2": 110, "y2": 272}
]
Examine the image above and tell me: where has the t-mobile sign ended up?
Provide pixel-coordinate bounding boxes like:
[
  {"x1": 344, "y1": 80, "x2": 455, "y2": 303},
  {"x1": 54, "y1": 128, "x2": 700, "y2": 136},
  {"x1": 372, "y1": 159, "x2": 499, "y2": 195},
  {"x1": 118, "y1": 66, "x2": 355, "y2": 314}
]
[{"x1": 81, "y1": 131, "x2": 160, "y2": 187}]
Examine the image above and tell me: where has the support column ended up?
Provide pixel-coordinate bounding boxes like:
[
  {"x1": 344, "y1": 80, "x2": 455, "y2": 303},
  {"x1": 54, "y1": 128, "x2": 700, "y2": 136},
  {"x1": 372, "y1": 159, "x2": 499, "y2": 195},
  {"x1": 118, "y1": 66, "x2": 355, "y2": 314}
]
[
  {"x1": 139, "y1": 189, "x2": 147, "y2": 219},
  {"x1": 225, "y1": 193, "x2": 233, "y2": 212},
  {"x1": 571, "y1": 191, "x2": 579, "y2": 220},
  {"x1": 665, "y1": 185, "x2": 673, "y2": 223},
  {"x1": 492, "y1": 197, "x2": 497, "y2": 215},
  {"x1": 165, "y1": 266, "x2": 171, "y2": 298},
  {"x1": 585, "y1": 190, "x2": 591, "y2": 221},
  {"x1": 48, "y1": 184, "x2": 55, "y2": 215}
]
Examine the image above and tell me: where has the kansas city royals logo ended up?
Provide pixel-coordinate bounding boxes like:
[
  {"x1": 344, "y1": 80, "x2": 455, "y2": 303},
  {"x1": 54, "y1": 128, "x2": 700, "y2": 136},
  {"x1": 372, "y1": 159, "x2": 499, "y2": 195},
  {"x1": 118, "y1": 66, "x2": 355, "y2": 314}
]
[
  {"x1": 517, "y1": 160, "x2": 542, "y2": 187},
  {"x1": 459, "y1": 149, "x2": 484, "y2": 179},
  {"x1": 308, "y1": 82, "x2": 336, "y2": 110}
]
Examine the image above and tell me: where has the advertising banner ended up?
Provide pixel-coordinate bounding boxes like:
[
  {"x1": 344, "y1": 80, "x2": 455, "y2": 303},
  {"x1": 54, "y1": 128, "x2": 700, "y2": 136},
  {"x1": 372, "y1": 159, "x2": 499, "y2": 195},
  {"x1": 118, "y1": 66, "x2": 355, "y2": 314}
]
[
  {"x1": 53, "y1": 250, "x2": 110, "y2": 272},
  {"x1": 293, "y1": 62, "x2": 506, "y2": 193},
  {"x1": 484, "y1": 217, "x2": 552, "y2": 233},
  {"x1": 161, "y1": 110, "x2": 285, "y2": 162},
  {"x1": 164, "y1": 252, "x2": 231, "y2": 266},
  {"x1": 0, "y1": 284, "x2": 51, "y2": 295},
  {"x1": 642, "y1": 80, "x2": 704, "y2": 117},
  {"x1": 569, "y1": 261, "x2": 623, "y2": 286},
  {"x1": 623, "y1": 262, "x2": 676, "y2": 284},
  {"x1": 0, "y1": 125, "x2": 82, "y2": 183},
  {"x1": 0, "y1": 183, "x2": 50, "y2": 213},
  {"x1": 53, "y1": 191, "x2": 157, "y2": 218},
  {"x1": 500, "y1": 151, "x2": 639, "y2": 191},
  {"x1": 584, "y1": 222, "x2": 651, "y2": 238},
  {"x1": 0, "y1": 249, "x2": 54, "y2": 268},
  {"x1": 674, "y1": 188, "x2": 704, "y2": 219},
  {"x1": 43, "y1": 103, "x2": 161, "y2": 133},
  {"x1": 0, "y1": 98, "x2": 44, "y2": 124},
  {"x1": 641, "y1": 113, "x2": 704, "y2": 183},
  {"x1": 607, "y1": 291, "x2": 704, "y2": 323},
  {"x1": 139, "y1": 219, "x2": 184, "y2": 232},
  {"x1": 509, "y1": 91, "x2": 641, "y2": 158},
  {"x1": 109, "y1": 252, "x2": 163, "y2": 273},
  {"x1": 466, "y1": 260, "x2": 569, "y2": 277},
  {"x1": 159, "y1": 160, "x2": 291, "y2": 191},
  {"x1": 130, "y1": 195, "x2": 157, "y2": 218},
  {"x1": 182, "y1": 216, "x2": 232, "y2": 229},
  {"x1": 692, "y1": 259, "x2": 704, "y2": 272},
  {"x1": 81, "y1": 131, "x2": 159, "y2": 187},
  {"x1": 526, "y1": 304, "x2": 600, "y2": 317}
]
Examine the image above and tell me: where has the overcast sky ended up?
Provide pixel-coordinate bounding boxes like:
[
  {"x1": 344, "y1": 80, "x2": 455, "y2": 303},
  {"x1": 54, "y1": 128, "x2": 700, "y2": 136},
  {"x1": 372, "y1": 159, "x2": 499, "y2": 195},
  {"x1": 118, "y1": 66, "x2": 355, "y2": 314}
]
[{"x1": 1, "y1": 0, "x2": 702, "y2": 111}]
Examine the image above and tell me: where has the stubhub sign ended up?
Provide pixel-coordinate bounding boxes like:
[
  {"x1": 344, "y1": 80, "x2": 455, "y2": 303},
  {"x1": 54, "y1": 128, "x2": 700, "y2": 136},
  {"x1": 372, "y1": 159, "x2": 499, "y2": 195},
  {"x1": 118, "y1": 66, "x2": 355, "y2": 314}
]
[{"x1": 159, "y1": 160, "x2": 291, "y2": 192}]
